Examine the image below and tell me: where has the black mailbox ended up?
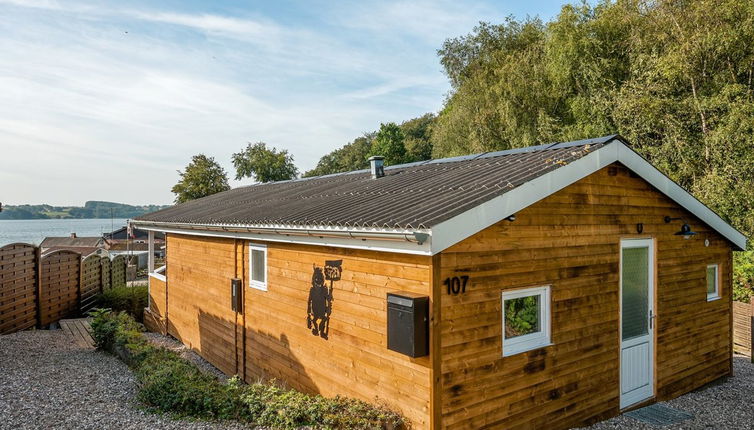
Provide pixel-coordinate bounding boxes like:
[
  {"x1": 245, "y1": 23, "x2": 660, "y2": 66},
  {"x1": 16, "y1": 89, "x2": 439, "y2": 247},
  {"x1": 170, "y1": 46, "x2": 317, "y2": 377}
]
[
  {"x1": 231, "y1": 278, "x2": 242, "y2": 312},
  {"x1": 387, "y1": 292, "x2": 429, "y2": 358}
]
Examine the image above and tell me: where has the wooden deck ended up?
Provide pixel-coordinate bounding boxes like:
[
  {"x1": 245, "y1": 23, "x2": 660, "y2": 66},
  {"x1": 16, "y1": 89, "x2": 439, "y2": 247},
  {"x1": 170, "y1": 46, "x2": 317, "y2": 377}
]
[{"x1": 60, "y1": 318, "x2": 94, "y2": 349}]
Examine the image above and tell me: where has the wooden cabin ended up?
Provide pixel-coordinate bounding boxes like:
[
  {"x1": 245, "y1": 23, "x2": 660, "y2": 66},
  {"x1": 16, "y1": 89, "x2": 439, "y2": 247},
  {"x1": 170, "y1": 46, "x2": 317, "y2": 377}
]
[{"x1": 132, "y1": 135, "x2": 747, "y2": 430}]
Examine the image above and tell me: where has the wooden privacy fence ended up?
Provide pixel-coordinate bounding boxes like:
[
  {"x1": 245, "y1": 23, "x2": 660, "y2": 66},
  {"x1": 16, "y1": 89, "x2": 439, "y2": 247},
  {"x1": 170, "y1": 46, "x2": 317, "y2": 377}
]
[
  {"x1": 0, "y1": 244, "x2": 37, "y2": 334},
  {"x1": 111, "y1": 255, "x2": 127, "y2": 289},
  {"x1": 733, "y1": 300, "x2": 752, "y2": 357},
  {"x1": 80, "y1": 255, "x2": 103, "y2": 313},
  {"x1": 0, "y1": 243, "x2": 128, "y2": 335}
]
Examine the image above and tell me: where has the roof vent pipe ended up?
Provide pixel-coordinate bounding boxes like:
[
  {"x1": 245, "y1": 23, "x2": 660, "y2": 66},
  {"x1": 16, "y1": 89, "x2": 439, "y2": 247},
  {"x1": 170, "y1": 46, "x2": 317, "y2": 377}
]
[{"x1": 369, "y1": 156, "x2": 385, "y2": 179}]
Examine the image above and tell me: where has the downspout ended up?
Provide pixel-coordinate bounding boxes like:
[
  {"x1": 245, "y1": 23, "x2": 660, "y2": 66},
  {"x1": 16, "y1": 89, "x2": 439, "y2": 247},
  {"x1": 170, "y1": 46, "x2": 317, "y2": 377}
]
[{"x1": 233, "y1": 238, "x2": 239, "y2": 375}]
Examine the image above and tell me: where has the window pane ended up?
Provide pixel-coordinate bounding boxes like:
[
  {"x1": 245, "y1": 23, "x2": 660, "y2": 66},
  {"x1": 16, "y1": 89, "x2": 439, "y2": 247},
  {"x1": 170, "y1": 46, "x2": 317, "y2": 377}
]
[
  {"x1": 707, "y1": 266, "x2": 717, "y2": 295},
  {"x1": 622, "y1": 246, "x2": 649, "y2": 340},
  {"x1": 504, "y1": 295, "x2": 540, "y2": 339},
  {"x1": 251, "y1": 249, "x2": 265, "y2": 283}
]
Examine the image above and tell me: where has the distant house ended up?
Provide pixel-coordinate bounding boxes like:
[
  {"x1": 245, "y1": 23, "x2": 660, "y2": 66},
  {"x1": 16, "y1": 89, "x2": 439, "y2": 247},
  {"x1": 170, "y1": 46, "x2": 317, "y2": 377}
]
[
  {"x1": 133, "y1": 135, "x2": 746, "y2": 430},
  {"x1": 104, "y1": 226, "x2": 165, "y2": 260},
  {"x1": 40, "y1": 234, "x2": 106, "y2": 257},
  {"x1": 105, "y1": 226, "x2": 165, "y2": 243}
]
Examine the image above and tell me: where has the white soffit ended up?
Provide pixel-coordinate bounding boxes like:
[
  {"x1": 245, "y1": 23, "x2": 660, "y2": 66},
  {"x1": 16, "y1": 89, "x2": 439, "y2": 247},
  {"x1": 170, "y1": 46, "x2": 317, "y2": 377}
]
[{"x1": 430, "y1": 140, "x2": 747, "y2": 254}]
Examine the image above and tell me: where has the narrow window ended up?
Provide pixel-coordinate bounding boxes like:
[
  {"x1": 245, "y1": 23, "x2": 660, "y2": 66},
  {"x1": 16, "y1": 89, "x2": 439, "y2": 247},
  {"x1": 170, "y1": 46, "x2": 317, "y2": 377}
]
[
  {"x1": 501, "y1": 286, "x2": 551, "y2": 356},
  {"x1": 706, "y1": 264, "x2": 719, "y2": 301},
  {"x1": 249, "y1": 243, "x2": 267, "y2": 291}
]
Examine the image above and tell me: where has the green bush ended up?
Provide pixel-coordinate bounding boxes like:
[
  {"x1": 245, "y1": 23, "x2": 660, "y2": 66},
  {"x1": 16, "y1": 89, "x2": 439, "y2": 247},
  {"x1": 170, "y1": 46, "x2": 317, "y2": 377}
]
[
  {"x1": 89, "y1": 308, "x2": 144, "y2": 351},
  {"x1": 90, "y1": 310, "x2": 404, "y2": 429},
  {"x1": 136, "y1": 349, "x2": 246, "y2": 419},
  {"x1": 95, "y1": 286, "x2": 148, "y2": 322},
  {"x1": 734, "y1": 251, "x2": 754, "y2": 303}
]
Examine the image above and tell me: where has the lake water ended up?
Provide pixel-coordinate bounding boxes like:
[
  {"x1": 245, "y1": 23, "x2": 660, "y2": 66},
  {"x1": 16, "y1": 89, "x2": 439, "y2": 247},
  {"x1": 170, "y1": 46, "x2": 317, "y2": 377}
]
[{"x1": 0, "y1": 218, "x2": 129, "y2": 247}]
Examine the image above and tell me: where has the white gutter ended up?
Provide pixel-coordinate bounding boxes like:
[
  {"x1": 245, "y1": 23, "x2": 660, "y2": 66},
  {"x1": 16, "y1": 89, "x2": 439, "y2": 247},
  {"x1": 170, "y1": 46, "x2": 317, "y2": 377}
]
[{"x1": 130, "y1": 219, "x2": 433, "y2": 256}]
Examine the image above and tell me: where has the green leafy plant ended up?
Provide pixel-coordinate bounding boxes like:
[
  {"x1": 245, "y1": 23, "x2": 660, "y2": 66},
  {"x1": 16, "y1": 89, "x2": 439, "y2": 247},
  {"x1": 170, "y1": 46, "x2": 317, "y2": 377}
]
[
  {"x1": 95, "y1": 286, "x2": 148, "y2": 322},
  {"x1": 90, "y1": 311, "x2": 404, "y2": 429},
  {"x1": 734, "y1": 251, "x2": 754, "y2": 303},
  {"x1": 88, "y1": 308, "x2": 142, "y2": 351},
  {"x1": 172, "y1": 154, "x2": 231, "y2": 203},
  {"x1": 504, "y1": 296, "x2": 540, "y2": 338}
]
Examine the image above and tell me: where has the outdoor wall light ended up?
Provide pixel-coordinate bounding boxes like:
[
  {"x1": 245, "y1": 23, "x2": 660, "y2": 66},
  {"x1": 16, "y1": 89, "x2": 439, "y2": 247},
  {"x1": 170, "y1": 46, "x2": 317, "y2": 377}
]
[{"x1": 664, "y1": 216, "x2": 697, "y2": 239}]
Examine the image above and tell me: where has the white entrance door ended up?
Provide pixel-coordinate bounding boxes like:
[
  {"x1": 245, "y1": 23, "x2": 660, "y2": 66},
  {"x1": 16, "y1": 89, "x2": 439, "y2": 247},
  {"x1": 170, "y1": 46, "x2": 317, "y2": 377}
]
[{"x1": 620, "y1": 238, "x2": 655, "y2": 409}]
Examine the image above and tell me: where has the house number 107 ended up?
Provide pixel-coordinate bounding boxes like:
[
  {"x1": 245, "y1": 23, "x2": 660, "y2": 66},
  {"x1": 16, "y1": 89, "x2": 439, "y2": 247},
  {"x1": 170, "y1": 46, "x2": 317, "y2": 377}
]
[{"x1": 444, "y1": 276, "x2": 469, "y2": 295}]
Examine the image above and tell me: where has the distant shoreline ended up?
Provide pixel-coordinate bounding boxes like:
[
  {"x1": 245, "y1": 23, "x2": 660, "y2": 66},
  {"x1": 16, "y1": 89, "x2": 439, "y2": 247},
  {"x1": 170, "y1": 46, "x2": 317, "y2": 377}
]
[{"x1": 0, "y1": 201, "x2": 169, "y2": 221}]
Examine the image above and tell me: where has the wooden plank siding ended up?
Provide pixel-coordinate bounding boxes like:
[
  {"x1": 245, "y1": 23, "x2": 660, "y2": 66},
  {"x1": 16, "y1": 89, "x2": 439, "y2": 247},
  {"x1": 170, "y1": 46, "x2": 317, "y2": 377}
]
[
  {"x1": 165, "y1": 235, "x2": 239, "y2": 376},
  {"x1": 2, "y1": 245, "x2": 126, "y2": 331},
  {"x1": 437, "y1": 163, "x2": 733, "y2": 429},
  {"x1": 733, "y1": 301, "x2": 752, "y2": 356},
  {"x1": 0, "y1": 243, "x2": 38, "y2": 334},
  {"x1": 80, "y1": 254, "x2": 102, "y2": 313},
  {"x1": 39, "y1": 250, "x2": 81, "y2": 327},
  {"x1": 163, "y1": 234, "x2": 434, "y2": 429}
]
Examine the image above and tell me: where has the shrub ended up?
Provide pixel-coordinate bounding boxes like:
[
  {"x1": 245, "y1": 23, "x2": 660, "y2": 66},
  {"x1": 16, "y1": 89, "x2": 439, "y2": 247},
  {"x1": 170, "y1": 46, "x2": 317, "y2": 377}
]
[
  {"x1": 89, "y1": 308, "x2": 143, "y2": 351},
  {"x1": 90, "y1": 310, "x2": 404, "y2": 429},
  {"x1": 136, "y1": 349, "x2": 246, "y2": 419},
  {"x1": 734, "y1": 251, "x2": 754, "y2": 303},
  {"x1": 95, "y1": 286, "x2": 148, "y2": 321}
]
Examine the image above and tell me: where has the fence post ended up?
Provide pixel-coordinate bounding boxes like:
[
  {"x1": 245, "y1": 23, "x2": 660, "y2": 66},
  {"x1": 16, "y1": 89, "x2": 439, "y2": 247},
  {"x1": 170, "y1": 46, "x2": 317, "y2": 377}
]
[{"x1": 35, "y1": 246, "x2": 42, "y2": 328}]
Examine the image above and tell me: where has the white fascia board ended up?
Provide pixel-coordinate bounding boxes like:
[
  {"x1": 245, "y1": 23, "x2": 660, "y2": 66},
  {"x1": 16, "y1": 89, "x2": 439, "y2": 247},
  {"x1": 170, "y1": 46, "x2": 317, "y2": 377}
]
[
  {"x1": 430, "y1": 143, "x2": 619, "y2": 254},
  {"x1": 431, "y1": 141, "x2": 747, "y2": 254},
  {"x1": 135, "y1": 225, "x2": 433, "y2": 256},
  {"x1": 616, "y1": 144, "x2": 747, "y2": 251}
]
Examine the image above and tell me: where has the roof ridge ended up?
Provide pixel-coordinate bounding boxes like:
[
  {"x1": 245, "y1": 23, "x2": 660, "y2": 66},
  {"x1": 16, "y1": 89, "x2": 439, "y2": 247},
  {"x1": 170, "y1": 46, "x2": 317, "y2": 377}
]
[{"x1": 289, "y1": 134, "x2": 621, "y2": 183}]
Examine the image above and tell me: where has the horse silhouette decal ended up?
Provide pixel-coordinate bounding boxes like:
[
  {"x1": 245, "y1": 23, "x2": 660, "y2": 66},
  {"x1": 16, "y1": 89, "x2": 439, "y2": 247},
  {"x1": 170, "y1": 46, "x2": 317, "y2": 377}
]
[{"x1": 306, "y1": 259, "x2": 342, "y2": 340}]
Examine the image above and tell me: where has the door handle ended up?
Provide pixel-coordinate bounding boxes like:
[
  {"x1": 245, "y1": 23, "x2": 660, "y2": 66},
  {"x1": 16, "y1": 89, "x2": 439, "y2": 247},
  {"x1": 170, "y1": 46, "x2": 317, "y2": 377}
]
[{"x1": 649, "y1": 310, "x2": 656, "y2": 329}]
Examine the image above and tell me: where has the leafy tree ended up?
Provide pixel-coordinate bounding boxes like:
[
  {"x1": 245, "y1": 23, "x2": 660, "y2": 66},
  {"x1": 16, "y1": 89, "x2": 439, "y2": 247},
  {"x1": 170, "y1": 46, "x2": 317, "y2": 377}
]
[
  {"x1": 433, "y1": 0, "x2": 754, "y2": 232},
  {"x1": 431, "y1": 0, "x2": 754, "y2": 299},
  {"x1": 305, "y1": 114, "x2": 437, "y2": 177},
  {"x1": 232, "y1": 142, "x2": 299, "y2": 183},
  {"x1": 402, "y1": 113, "x2": 436, "y2": 162},
  {"x1": 370, "y1": 122, "x2": 407, "y2": 166},
  {"x1": 171, "y1": 154, "x2": 231, "y2": 204}
]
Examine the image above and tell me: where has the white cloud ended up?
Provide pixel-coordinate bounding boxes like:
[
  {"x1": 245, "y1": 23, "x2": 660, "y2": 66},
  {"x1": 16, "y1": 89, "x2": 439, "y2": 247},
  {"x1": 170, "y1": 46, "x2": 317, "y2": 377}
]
[{"x1": 0, "y1": 0, "x2": 509, "y2": 206}]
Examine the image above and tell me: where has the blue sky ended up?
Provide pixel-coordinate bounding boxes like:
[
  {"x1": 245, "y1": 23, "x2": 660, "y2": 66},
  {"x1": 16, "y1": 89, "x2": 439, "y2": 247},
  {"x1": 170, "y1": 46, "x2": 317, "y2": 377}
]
[{"x1": 0, "y1": 0, "x2": 566, "y2": 205}]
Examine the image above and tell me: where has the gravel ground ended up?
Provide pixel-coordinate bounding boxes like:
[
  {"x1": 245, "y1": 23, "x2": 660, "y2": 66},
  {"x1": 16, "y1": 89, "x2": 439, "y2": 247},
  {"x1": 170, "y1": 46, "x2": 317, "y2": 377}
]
[
  {"x1": 0, "y1": 329, "x2": 252, "y2": 430},
  {"x1": 2, "y1": 328, "x2": 751, "y2": 430},
  {"x1": 577, "y1": 356, "x2": 754, "y2": 430}
]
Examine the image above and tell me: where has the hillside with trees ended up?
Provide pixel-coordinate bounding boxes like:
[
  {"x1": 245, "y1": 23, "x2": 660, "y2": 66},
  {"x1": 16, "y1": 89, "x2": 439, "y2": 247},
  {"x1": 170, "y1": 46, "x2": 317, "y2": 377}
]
[{"x1": 0, "y1": 201, "x2": 170, "y2": 220}]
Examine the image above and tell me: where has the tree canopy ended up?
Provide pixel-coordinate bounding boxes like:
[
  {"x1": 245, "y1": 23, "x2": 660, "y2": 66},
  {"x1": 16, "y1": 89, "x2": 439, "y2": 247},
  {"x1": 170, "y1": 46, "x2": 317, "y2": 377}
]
[
  {"x1": 171, "y1": 154, "x2": 231, "y2": 203},
  {"x1": 371, "y1": 123, "x2": 407, "y2": 166},
  {"x1": 304, "y1": 114, "x2": 436, "y2": 176},
  {"x1": 232, "y1": 142, "x2": 299, "y2": 183},
  {"x1": 432, "y1": 0, "x2": 754, "y2": 240}
]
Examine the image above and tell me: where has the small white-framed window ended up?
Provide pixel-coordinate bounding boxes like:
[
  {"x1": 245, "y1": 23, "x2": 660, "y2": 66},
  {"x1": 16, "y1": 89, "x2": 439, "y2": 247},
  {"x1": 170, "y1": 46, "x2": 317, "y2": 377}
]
[
  {"x1": 706, "y1": 264, "x2": 719, "y2": 301},
  {"x1": 502, "y1": 286, "x2": 551, "y2": 357},
  {"x1": 249, "y1": 243, "x2": 267, "y2": 291}
]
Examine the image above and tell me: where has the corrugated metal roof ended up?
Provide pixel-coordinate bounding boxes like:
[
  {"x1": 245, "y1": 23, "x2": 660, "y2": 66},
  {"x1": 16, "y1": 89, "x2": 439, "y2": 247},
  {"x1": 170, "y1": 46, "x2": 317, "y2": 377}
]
[{"x1": 135, "y1": 135, "x2": 619, "y2": 230}]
